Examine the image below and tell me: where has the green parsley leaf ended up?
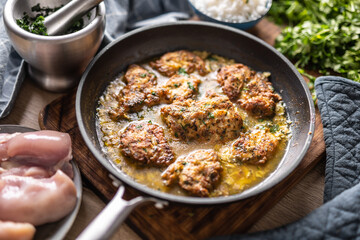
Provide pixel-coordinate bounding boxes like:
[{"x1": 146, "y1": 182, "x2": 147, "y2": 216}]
[
  {"x1": 206, "y1": 56, "x2": 217, "y2": 61},
  {"x1": 268, "y1": 0, "x2": 360, "y2": 100},
  {"x1": 178, "y1": 68, "x2": 189, "y2": 76},
  {"x1": 270, "y1": 124, "x2": 279, "y2": 133},
  {"x1": 187, "y1": 82, "x2": 195, "y2": 90}
]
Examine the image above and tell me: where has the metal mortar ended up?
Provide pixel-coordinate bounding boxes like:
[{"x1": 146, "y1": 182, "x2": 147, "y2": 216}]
[{"x1": 3, "y1": 0, "x2": 106, "y2": 92}]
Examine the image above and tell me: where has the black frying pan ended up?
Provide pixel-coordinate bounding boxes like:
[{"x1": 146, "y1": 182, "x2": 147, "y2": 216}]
[{"x1": 76, "y1": 21, "x2": 315, "y2": 238}]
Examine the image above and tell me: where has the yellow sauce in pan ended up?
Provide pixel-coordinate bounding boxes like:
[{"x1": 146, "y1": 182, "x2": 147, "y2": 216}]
[{"x1": 97, "y1": 52, "x2": 291, "y2": 197}]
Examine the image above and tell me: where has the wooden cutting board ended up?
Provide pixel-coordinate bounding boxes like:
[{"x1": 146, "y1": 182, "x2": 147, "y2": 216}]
[{"x1": 39, "y1": 19, "x2": 326, "y2": 240}]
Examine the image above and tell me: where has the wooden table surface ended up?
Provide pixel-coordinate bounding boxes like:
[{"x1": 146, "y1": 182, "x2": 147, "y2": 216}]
[{"x1": 0, "y1": 23, "x2": 326, "y2": 240}]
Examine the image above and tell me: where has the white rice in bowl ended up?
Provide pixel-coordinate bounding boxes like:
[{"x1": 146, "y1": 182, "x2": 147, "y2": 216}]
[{"x1": 189, "y1": 0, "x2": 270, "y2": 23}]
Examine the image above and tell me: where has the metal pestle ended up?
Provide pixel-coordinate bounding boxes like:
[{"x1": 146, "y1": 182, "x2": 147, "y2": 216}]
[{"x1": 44, "y1": 0, "x2": 104, "y2": 35}]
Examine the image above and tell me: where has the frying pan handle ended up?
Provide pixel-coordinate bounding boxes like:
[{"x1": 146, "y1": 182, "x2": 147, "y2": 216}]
[{"x1": 76, "y1": 185, "x2": 167, "y2": 240}]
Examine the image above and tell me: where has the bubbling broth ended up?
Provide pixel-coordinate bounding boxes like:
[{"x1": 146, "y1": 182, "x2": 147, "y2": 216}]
[{"x1": 97, "y1": 51, "x2": 291, "y2": 197}]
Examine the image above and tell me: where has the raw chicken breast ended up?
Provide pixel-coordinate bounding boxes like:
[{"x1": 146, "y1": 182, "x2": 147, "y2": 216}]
[
  {"x1": 0, "y1": 170, "x2": 77, "y2": 226},
  {"x1": 5, "y1": 131, "x2": 72, "y2": 166},
  {"x1": 0, "y1": 131, "x2": 73, "y2": 178},
  {"x1": 0, "y1": 221, "x2": 35, "y2": 240},
  {"x1": 0, "y1": 165, "x2": 50, "y2": 178},
  {"x1": 0, "y1": 133, "x2": 19, "y2": 161}
]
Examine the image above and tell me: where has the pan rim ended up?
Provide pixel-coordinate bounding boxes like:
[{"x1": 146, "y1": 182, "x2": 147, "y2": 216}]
[{"x1": 76, "y1": 21, "x2": 315, "y2": 205}]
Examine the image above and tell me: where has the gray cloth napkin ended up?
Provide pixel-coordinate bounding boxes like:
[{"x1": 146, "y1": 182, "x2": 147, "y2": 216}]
[
  {"x1": 0, "y1": 0, "x2": 191, "y2": 118},
  {"x1": 0, "y1": 0, "x2": 25, "y2": 119},
  {"x1": 210, "y1": 76, "x2": 360, "y2": 240}
]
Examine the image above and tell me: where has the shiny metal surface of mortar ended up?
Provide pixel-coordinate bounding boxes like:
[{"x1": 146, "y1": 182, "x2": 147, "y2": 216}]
[{"x1": 3, "y1": 0, "x2": 106, "y2": 92}]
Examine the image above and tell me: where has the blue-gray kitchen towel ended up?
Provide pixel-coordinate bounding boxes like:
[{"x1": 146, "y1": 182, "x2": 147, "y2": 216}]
[
  {"x1": 210, "y1": 76, "x2": 360, "y2": 240},
  {"x1": 0, "y1": 0, "x2": 191, "y2": 118}
]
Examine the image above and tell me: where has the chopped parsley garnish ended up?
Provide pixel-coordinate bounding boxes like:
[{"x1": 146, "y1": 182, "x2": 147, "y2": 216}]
[
  {"x1": 16, "y1": 3, "x2": 87, "y2": 36},
  {"x1": 178, "y1": 68, "x2": 189, "y2": 76},
  {"x1": 270, "y1": 124, "x2": 279, "y2": 133},
  {"x1": 140, "y1": 73, "x2": 147, "y2": 78},
  {"x1": 17, "y1": 15, "x2": 47, "y2": 36},
  {"x1": 187, "y1": 82, "x2": 195, "y2": 90},
  {"x1": 31, "y1": 3, "x2": 60, "y2": 16},
  {"x1": 174, "y1": 83, "x2": 179, "y2": 88},
  {"x1": 206, "y1": 56, "x2": 217, "y2": 61},
  {"x1": 208, "y1": 112, "x2": 215, "y2": 119},
  {"x1": 67, "y1": 18, "x2": 84, "y2": 34}
]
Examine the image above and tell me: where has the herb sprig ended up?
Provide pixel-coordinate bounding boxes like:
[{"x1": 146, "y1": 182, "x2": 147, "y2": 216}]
[{"x1": 268, "y1": 0, "x2": 360, "y2": 99}]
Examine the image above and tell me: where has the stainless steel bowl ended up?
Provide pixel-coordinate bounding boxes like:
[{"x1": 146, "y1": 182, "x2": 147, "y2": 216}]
[{"x1": 3, "y1": 0, "x2": 106, "y2": 92}]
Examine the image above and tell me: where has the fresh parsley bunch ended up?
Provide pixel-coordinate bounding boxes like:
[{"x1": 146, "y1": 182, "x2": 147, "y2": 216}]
[{"x1": 268, "y1": 0, "x2": 360, "y2": 96}]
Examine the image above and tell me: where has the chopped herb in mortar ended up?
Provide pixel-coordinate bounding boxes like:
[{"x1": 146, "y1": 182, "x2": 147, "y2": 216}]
[
  {"x1": 16, "y1": 3, "x2": 91, "y2": 36},
  {"x1": 16, "y1": 15, "x2": 47, "y2": 35}
]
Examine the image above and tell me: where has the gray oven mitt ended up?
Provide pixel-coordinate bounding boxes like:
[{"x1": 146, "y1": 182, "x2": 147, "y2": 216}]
[
  {"x1": 0, "y1": 0, "x2": 191, "y2": 119},
  {"x1": 210, "y1": 76, "x2": 360, "y2": 240},
  {"x1": 316, "y1": 76, "x2": 360, "y2": 203}
]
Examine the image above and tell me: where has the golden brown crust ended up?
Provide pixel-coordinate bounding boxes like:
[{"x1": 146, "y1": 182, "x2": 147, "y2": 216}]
[
  {"x1": 160, "y1": 92, "x2": 243, "y2": 142},
  {"x1": 217, "y1": 64, "x2": 252, "y2": 100},
  {"x1": 217, "y1": 64, "x2": 281, "y2": 118},
  {"x1": 119, "y1": 121, "x2": 174, "y2": 166},
  {"x1": 231, "y1": 128, "x2": 279, "y2": 165},
  {"x1": 161, "y1": 149, "x2": 222, "y2": 197},
  {"x1": 150, "y1": 50, "x2": 208, "y2": 77},
  {"x1": 162, "y1": 74, "x2": 201, "y2": 103},
  {"x1": 238, "y1": 73, "x2": 282, "y2": 118},
  {"x1": 124, "y1": 64, "x2": 157, "y2": 86},
  {"x1": 109, "y1": 65, "x2": 163, "y2": 120}
]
